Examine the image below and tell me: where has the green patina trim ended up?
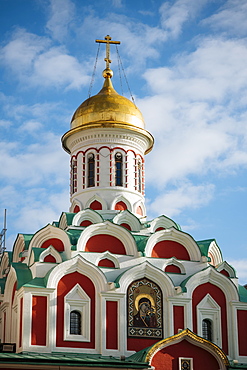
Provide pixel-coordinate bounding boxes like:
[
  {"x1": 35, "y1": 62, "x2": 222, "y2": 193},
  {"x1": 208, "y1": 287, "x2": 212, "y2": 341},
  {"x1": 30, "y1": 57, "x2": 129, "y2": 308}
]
[
  {"x1": 132, "y1": 235, "x2": 149, "y2": 254},
  {"x1": 0, "y1": 277, "x2": 6, "y2": 294},
  {"x1": 196, "y1": 239, "x2": 223, "y2": 261},
  {"x1": 12, "y1": 263, "x2": 33, "y2": 290},
  {"x1": 24, "y1": 277, "x2": 46, "y2": 288},
  {"x1": 0, "y1": 352, "x2": 150, "y2": 368},
  {"x1": 32, "y1": 248, "x2": 44, "y2": 262},
  {"x1": 238, "y1": 285, "x2": 247, "y2": 303},
  {"x1": 67, "y1": 229, "x2": 84, "y2": 246},
  {"x1": 52, "y1": 221, "x2": 59, "y2": 227},
  {"x1": 20, "y1": 234, "x2": 33, "y2": 251}
]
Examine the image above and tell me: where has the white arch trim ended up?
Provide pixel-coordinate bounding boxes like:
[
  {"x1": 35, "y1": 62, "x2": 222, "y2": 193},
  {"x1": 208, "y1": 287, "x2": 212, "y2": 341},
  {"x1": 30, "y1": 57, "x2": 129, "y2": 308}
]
[
  {"x1": 70, "y1": 199, "x2": 83, "y2": 213},
  {"x1": 72, "y1": 209, "x2": 103, "y2": 227},
  {"x1": 185, "y1": 266, "x2": 239, "y2": 302},
  {"x1": 145, "y1": 228, "x2": 201, "y2": 261},
  {"x1": 111, "y1": 196, "x2": 132, "y2": 212},
  {"x1": 39, "y1": 246, "x2": 62, "y2": 263},
  {"x1": 216, "y1": 261, "x2": 236, "y2": 278},
  {"x1": 85, "y1": 194, "x2": 107, "y2": 210},
  {"x1": 77, "y1": 221, "x2": 139, "y2": 257},
  {"x1": 117, "y1": 261, "x2": 174, "y2": 297},
  {"x1": 96, "y1": 252, "x2": 120, "y2": 269},
  {"x1": 163, "y1": 257, "x2": 186, "y2": 274},
  {"x1": 113, "y1": 210, "x2": 142, "y2": 231},
  {"x1": 149, "y1": 215, "x2": 180, "y2": 233},
  {"x1": 46, "y1": 254, "x2": 108, "y2": 292},
  {"x1": 28, "y1": 224, "x2": 71, "y2": 263}
]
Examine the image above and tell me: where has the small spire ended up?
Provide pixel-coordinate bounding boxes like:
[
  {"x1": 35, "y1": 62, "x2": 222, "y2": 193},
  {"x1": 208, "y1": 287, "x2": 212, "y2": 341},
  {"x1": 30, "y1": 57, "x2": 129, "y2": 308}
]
[{"x1": 95, "y1": 35, "x2": 121, "y2": 78}]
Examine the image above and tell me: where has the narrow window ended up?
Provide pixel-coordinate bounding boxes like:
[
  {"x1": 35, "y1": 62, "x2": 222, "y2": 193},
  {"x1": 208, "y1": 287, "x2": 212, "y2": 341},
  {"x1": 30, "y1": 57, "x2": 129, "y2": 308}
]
[
  {"x1": 115, "y1": 153, "x2": 123, "y2": 186},
  {"x1": 70, "y1": 310, "x2": 81, "y2": 335},
  {"x1": 202, "y1": 318, "x2": 212, "y2": 341},
  {"x1": 87, "y1": 153, "x2": 95, "y2": 187},
  {"x1": 138, "y1": 160, "x2": 142, "y2": 193},
  {"x1": 71, "y1": 159, "x2": 77, "y2": 194}
]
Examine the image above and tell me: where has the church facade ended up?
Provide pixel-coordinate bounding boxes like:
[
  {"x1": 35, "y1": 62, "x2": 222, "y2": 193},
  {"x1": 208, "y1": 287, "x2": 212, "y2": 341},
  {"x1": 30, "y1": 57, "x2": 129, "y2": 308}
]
[{"x1": 0, "y1": 36, "x2": 246, "y2": 370}]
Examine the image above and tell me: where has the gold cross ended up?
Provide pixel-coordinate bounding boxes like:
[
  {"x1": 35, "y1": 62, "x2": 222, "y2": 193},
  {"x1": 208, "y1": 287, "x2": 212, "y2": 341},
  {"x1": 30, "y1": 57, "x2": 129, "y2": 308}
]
[{"x1": 95, "y1": 35, "x2": 120, "y2": 69}]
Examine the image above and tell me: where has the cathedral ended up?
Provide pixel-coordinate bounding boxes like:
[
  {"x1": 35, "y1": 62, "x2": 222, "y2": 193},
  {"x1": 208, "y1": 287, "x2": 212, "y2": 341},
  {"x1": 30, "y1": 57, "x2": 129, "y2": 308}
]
[{"x1": 0, "y1": 36, "x2": 246, "y2": 370}]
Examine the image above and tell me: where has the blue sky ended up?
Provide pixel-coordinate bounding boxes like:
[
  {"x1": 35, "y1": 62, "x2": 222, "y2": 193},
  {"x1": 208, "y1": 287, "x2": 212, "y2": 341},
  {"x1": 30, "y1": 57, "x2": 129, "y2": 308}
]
[{"x1": 0, "y1": 0, "x2": 246, "y2": 283}]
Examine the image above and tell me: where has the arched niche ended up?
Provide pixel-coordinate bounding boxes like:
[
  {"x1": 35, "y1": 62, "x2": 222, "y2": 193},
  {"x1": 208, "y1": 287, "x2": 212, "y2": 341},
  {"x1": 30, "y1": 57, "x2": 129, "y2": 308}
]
[
  {"x1": 85, "y1": 194, "x2": 107, "y2": 211},
  {"x1": 72, "y1": 209, "x2": 103, "y2": 227},
  {"x1": 77, "y1": 221, "x2": 138, "y2": 257},
  {"x1": 96, "y1": 252, "x2": 120, "y2": 269},
  {"x1": 145, "y1": 228, "x2": 201, "y2": 262},
  {"x1": 39, "y1": 246, "x2": 62, "y2": 264},
  {"x1": 113, "y1": 210, "x2": 142, "y2": 232},
  {"x1": 149, "y1": 215, "x2": 180, "y2": 233},
  {"x1": 27, "y1": 224, "x2": 71, "y2": 264}
]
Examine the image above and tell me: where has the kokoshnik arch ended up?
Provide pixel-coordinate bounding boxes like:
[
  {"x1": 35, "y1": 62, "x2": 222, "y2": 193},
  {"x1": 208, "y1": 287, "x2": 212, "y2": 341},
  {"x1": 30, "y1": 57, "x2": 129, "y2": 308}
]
[{"x1": 0, "y1": 35, "x2": 246, "y2": 370}]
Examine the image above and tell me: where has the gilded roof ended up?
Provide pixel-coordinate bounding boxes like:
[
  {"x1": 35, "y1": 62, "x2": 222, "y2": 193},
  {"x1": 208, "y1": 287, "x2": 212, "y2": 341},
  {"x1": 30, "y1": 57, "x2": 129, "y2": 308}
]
[{"x1": 70, "y1": 73, "x2": 145, "y2": 130}]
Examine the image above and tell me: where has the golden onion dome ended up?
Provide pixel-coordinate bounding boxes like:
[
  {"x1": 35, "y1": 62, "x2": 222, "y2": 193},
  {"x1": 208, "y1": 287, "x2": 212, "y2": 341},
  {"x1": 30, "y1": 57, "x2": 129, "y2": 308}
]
[
  {"x1": 62, "y1": 67, "x2": 154, "y2": 154},
  {"x1": 70, "y1": 68, "x2": 145, "y2": 130}
]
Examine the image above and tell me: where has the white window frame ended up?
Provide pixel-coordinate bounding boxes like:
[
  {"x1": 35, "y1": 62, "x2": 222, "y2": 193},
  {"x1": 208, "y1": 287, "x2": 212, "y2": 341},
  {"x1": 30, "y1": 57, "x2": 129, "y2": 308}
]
[
  {"x1": 197, "y1": 294, "x2": 222, "y2": 347},
  {"x1": 64, "y1": 284, "x2": 91, "y2": 342},
  {"x1": 179, "y1": 357, "x2": 193, "y2": 370}
]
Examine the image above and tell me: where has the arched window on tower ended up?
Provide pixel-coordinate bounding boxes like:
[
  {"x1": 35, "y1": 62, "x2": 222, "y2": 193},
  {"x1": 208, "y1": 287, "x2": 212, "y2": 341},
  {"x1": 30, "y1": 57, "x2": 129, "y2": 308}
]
[
  {"x1": 70, "y1": 310, "x2": 82, "y2": 335},
  {"x1": 87, "y1": 153, "x2": 95, "y2": 187},
  {"x1": 115, "y1": 152, "x2": 123, "y2": 186},
  {"x1": 202, "y1": 318, "x2": 212, "y2": 341},
  {"x1": 71, "y1": 158, "x2": 77, "y2": 194},
  {"x1": 138, "y1": 160, "x2": 142, "y2": 193}
]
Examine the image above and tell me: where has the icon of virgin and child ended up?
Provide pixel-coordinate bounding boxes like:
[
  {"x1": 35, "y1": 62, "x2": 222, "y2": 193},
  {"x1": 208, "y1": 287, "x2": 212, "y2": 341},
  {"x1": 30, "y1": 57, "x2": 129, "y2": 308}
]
[{"x1": 133, "y1": 294, "x2": 157, "y2": 328}]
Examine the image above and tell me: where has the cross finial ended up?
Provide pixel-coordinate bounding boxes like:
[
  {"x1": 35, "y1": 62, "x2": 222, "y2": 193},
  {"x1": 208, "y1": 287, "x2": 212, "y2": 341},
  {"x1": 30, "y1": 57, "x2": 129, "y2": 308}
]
[{"x1": 95, "y1": 35, "x2": 121, "y2": 70}]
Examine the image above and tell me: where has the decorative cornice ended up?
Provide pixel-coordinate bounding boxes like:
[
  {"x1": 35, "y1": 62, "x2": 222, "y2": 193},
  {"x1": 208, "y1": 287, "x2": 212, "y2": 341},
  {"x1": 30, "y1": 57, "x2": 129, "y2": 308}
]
[{"x1": 145, "y1": 328, "x2": 230, "y2": 366}]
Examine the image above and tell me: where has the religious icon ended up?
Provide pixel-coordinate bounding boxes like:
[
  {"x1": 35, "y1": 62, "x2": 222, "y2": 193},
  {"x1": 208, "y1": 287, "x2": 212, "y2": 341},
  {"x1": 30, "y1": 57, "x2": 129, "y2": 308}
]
[
  {"x1": 133, "y1": 296, "x2": 157, "y2": 327},
  {"x1": 127, "y1": 278, "x2": 163, "y2": 339}
]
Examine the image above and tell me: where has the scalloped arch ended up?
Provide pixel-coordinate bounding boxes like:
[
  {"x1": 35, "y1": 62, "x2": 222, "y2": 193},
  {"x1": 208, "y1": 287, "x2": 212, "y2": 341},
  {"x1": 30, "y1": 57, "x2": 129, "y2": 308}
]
[
  {"x1": 163, "y1": 257, "x2": 186, "y2": 274},
  {"x1": 149, "y1": 215, "x2": 180, "y2": 233},
  {"x1": 113, "y1": 210, "x2": 142, "y2": 232},
  {"x1": 117, "y1": 261, "x2": 174, "y2": 296},
  {"x1": 46, "y1": 254, "x2": 107, "y2": 292},
  {"x1": 72, "y1": 209, "x2": 103, "y2": 227},
  {"x1": 77, "y1": 221, "x2": 138, "y2": 257},
  {"x1": 185, "y1": 266, "x2": 239, "y2": 302},
  {"x1": 145, "y1": 228, "x2": 201, "y2": 261},
  {"x1": 111, "y1": 196, "x2": 131, "y2": 212},
  {"x1": 96, "y1": 252, "x2": 120, "y2": 268},
  {"x1": 208, "y1": 241, "x2": 223, "y2": 266},
  {"x1": 85, "y1": 194, "x2": 107, "y2": 210},
  {"x1": 217, "y1": 261, "x2": 236, "y2": 278},
  {"x1": 39, "y1": 246, "x2": 62, "y2": 263},
  {"x1": 70, "y1": 199, "x2": 83, "y2": 213},
  {"x1": 27, "y1": 224, "x2": 71, "y2": 264}
]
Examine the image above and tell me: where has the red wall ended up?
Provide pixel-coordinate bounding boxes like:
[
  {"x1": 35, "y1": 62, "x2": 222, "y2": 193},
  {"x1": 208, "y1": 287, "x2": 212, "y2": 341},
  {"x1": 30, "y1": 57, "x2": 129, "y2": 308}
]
[
  {"x1": 56, "y1": 272, "x2": 95, "y2": 348},
  {"x1": 41, "y1": 238, "x2": 64, "y2": 252},
  {"x1": 173, "y1": 306, "x2": 184, "y2": 334},
  {"x1": 98, "y1": 259, "x2": 115, "y2": 268},
  {"x1": 152, "y1": 241, "x2": 190, "y2": 260},
  {"x1": 165, "y1": 265, "x2": 181, "y2": 273},
  {"x1": 151, "y1": 339, "x2": 220, "y2": 370},
  {"x1": 85, "y1": 235, "x2": 126, "y2": 255},
  {"x1": 192, "y1": 282, "x2": 228, "y2": 354},
  {"x1": 237, "y1": 310, "x2": 247, "y2": 356},
  {"x1": 106, "y1": 301, "x2": 118, "y2": 349},
  {"x1": 31, "y1": 296, "x2": 47, "y2": 346}
]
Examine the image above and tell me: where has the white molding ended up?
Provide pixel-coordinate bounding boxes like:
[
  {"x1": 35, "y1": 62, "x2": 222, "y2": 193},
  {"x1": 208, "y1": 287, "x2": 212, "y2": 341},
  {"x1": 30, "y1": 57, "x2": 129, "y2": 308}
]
[{"x1": 64, "y1": 284, "x2": 91, "y2": 342}]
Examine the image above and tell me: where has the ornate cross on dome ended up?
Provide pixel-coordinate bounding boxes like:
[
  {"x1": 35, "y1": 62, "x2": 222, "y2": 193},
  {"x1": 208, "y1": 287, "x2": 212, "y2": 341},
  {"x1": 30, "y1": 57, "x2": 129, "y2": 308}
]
[{"x1": 95, "y1": 35, "x2": 120, "y2": 69}]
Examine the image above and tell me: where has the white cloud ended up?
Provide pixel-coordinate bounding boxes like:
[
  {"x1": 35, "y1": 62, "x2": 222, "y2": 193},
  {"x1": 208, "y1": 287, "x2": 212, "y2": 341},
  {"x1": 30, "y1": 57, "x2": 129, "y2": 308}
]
[
  {"x1": 0, "y1": 28, "x2": 89, "y2": 90},
  {"x1": 202, "y1": 0, "x2": 247, "y2": 36},
  {"x1": 228, "y1": 259, "x2": 247, "y2": 284},
  {"x1": 0, "y1": 133, "x2": 68, "y2": 186},
  {"x1": 147, "y1": 182, "x2": 215, "y2": 218},
  {"x1": 159, "y1": 0, "x2": 209, "y2": 38},
  {"x1": 46, "y1": 0, "x2": 76, "y2": 42}
]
